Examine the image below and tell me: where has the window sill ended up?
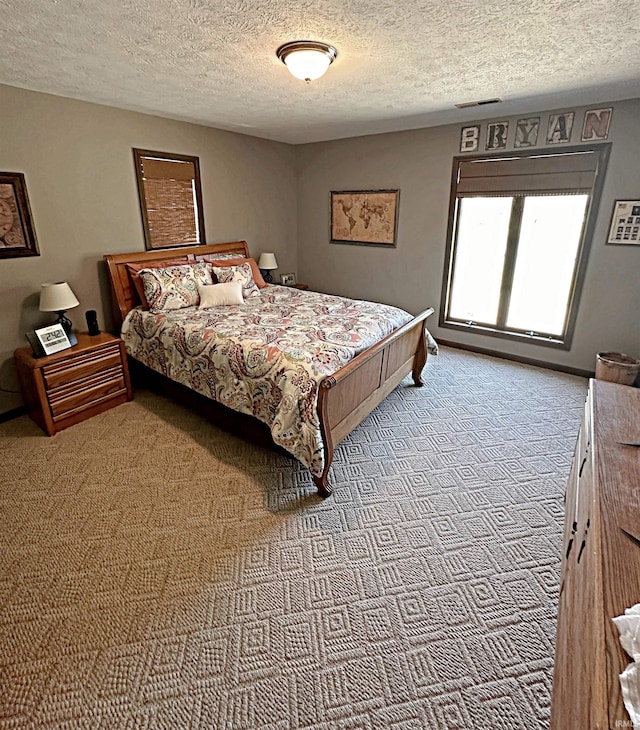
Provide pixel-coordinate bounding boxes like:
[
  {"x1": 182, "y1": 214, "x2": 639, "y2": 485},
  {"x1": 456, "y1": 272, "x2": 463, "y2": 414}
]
[{"x1": 439, "y1": 319, "x2": 570, "y2": 350}]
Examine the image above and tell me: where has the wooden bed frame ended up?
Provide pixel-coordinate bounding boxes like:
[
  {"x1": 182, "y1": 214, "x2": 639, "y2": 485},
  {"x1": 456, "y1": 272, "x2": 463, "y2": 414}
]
[{"x1": 104, "y1": 241, "x2": 434, "y2": 497}]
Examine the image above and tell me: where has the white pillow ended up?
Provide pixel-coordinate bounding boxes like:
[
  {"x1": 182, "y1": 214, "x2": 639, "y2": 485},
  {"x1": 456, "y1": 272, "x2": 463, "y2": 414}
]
[{"x1": 198, "y1": 282, "x2": 244, "y2": 308}]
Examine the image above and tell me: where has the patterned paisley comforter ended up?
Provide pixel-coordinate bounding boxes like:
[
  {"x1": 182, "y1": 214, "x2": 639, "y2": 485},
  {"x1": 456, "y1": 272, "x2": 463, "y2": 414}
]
[{"x1": 121, "y1": 285, "x2": 414, "y2": 476}]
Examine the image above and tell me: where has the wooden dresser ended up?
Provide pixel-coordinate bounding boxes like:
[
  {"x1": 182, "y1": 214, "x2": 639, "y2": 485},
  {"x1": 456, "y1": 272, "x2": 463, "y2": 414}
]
[
  {"x1": 551, "y1": 379, "x2": 640, "y2": 729},
  {"x1": 15, "y1": 332, "x2": 132, "y2": 436}
]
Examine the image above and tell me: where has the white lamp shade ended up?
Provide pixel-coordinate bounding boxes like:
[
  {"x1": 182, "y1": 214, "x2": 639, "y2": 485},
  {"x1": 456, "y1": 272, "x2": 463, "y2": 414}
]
[
  {"x1": 39, "y1": 282, "x2": 80, "y2": 312},
  {"x1": 258, "y1": 253, "x2": 278, "y2": 270},
  {"x1": 283, "y1": 49, "x2": 332, "y2": 81}
]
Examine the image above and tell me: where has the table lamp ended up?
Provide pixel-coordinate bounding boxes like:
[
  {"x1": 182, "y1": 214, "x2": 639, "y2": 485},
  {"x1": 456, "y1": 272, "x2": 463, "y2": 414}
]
[
  {"x1": 258, "y1": 253, "x2": 278, "y2": 284},
  {"x1": 39, "y1": 282, "x2": 79, "y2": 346}
]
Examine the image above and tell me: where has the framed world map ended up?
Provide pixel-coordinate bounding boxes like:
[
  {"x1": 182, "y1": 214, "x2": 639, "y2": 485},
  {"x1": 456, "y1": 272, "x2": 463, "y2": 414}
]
[{"x1": 330, "y1": 190, "x2": 399, "y2": 247}]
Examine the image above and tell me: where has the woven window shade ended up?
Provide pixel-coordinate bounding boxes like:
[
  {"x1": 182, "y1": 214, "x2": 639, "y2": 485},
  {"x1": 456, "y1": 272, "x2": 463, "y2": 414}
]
[
  {"x1": 143, "y1": 178, "x2": 197, "y2": 247},
  {"x1": 139, "y1": 155, "x2": 201, "y2": 249},
  {"x1": 457, "y1": 151, "x2": 599, "y2": 196}
]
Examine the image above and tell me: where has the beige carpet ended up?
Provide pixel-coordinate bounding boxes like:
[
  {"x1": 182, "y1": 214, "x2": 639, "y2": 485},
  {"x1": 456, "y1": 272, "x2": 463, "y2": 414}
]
[{"x1": 0, "y1": 347, "x2": 586, "y2": 729}]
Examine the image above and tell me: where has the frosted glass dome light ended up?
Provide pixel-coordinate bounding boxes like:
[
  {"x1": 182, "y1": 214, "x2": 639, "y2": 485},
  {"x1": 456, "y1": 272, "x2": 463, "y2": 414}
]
[{"x1": 276, "y1": 41, "x2": 338, "y2": 83}]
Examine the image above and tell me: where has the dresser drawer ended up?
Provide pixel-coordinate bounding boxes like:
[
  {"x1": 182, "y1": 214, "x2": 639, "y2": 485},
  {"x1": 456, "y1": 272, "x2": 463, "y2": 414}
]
[
  {"x1": 48, "y1": 367, "x2": 126, "y2": 418},
  {"x1": 43, "y1": 343, "x2": 122, "y2": 389}
]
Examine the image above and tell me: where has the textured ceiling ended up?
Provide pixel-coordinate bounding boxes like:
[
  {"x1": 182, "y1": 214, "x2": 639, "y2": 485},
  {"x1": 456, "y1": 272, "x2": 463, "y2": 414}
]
[{"x1": 1, "y1": 0, "x2": 639, "y2": 144}]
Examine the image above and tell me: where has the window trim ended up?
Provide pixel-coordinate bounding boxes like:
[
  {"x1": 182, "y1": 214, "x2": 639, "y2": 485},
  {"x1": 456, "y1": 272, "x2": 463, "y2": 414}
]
[
  {"x1": 133, "y1": 148, "x2": 206, "y2": 251},
  {"x1": 439, "y1": 143, "x2": 611, "y2": 350}
]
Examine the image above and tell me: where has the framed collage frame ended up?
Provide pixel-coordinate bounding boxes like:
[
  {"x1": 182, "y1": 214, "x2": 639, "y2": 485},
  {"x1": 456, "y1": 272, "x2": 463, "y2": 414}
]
[{"x1": 606, "y1": 200, "x2": 640, "y2": 246}]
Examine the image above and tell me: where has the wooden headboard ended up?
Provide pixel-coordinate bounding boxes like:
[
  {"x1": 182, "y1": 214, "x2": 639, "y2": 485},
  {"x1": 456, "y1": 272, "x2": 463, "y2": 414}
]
[{"x1": 104, "y1": 240, "x2": 251, "y2": 330}]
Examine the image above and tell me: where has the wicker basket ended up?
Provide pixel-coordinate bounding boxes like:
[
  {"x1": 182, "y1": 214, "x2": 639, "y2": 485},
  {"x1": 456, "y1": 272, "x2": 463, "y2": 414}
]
[{"x1": 595, "y1": 352, "x2": 640, "y2": 385}]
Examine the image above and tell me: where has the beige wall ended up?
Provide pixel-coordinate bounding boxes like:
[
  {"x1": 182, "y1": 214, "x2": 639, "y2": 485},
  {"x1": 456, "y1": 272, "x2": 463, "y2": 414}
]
[
  {"x1": 2, "y1": 86, "x2": 639, "y2": 415},
  {"x1": 0, "y1": 84, "x2": 297, "y2": 414},
  {"x1": 296, "y1": 99, "x2": 640, "y2": 372}
]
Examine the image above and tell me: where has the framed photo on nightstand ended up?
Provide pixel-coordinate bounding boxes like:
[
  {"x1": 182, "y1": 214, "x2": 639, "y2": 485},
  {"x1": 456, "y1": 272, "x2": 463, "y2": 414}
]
[{"x1": 280, "y1": 272, "x2": 296, "y2": 286}]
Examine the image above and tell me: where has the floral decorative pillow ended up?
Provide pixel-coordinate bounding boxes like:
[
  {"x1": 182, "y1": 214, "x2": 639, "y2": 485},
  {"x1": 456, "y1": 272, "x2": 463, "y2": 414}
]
[
  {"x1": 210, "y1": 262, "x2": 260, "y2": 299},
  {"x1": 138, "y1": 262, "x2": 212, "y2": 312},
  {"x1": 204, "y1": 256, "x2": 267, "y2": 288},
  {"x1": 126, "y1": 260, "x2": 189, "y2": 309}
]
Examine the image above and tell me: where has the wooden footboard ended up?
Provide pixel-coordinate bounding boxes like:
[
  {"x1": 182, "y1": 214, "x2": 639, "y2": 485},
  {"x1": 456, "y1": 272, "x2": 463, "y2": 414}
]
[{"x1": 312, "y1": 307, "x2": 434, "y2": 497}]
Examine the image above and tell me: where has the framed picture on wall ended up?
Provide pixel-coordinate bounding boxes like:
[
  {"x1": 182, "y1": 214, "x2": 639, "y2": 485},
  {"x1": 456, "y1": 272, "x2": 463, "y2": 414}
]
[
  {"x1": 330, "y1": 190, "x2": 399, "y2": 247},
  {"x1": 606, "y1": 200, "x2": 640, "y2": 245},
  {"x1": 0, "y1": 172, "x2": 40, "y2": 259}
]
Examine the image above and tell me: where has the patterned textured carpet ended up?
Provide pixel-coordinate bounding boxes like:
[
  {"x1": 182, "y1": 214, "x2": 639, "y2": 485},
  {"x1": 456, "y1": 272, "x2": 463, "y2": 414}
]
[{"x1": 0, "y1": 347, "x2": 587, "y2": 729}]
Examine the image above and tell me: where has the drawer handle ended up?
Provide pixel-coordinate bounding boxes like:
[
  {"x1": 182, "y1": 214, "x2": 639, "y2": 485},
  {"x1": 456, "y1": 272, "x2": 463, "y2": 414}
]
[
  {"x1": 579, "y1": 456, "x2": 587, "y2": 477},
  {"x1": 576, "y1": 521, "x2": 589, "y2": 564},
  {"x1": 565, "y1": 521, "x2": 577, "y2": 560},
  {"x1": 565, "y1": 538, "x2": 573, "y2": 560}
]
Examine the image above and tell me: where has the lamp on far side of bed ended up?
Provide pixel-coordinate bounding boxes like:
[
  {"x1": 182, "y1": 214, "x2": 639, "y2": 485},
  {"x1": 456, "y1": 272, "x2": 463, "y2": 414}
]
[
  {"x1": 39, "y1": 282, "x2": 80, "y2": 346},
  {"x1": 258, "y1": 253, "x2": 278, "y2": 284}
]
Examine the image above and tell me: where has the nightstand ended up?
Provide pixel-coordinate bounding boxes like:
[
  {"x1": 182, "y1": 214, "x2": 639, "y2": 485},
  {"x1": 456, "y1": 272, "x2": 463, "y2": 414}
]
[
  {"x1": 14, "y1": 332, "x2": 132, "y2": 436},
  {"x1": 292, "y1": 283, "x2": 309, "y2": 290}
]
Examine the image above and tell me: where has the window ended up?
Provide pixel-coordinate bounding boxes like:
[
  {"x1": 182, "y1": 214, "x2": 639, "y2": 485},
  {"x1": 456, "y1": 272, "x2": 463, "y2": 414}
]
[
  {"x1": 440, "y1": 145, "x2": 610, "y2": 348},
  {"x1": 133, "y1": 149, "x2": 206, "y2": 250}
]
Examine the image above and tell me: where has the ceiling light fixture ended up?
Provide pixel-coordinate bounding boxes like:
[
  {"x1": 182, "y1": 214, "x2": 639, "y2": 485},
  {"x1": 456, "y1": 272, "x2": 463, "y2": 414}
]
[{"x1": 276, "y1": 41, "x2": 338, "y2": 83}]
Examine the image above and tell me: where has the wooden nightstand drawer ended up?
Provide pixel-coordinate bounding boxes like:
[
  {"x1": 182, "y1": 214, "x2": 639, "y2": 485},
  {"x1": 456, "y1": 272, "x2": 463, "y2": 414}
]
[
  {"x1": 43, "y1": 344, "x2": 122, "y2": 389},
  {"x1": 48, "y1": 365, "x2": 125, "y2": 417},
  {"x1": 50, "y1": 374, "x2": 126, "y2": 419},
  {"x1": 51, "y1": 388, "x2": 129, "y2": 426}
]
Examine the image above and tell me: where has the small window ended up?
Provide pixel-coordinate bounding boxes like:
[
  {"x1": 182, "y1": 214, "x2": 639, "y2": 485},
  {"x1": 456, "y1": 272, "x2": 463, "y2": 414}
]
[
  {"x1": 440, "y1": 145, "x2": 610, "y2": 348},
  {"x1": 133, "y1": 149, "x2": 206, "y2": 250}
]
